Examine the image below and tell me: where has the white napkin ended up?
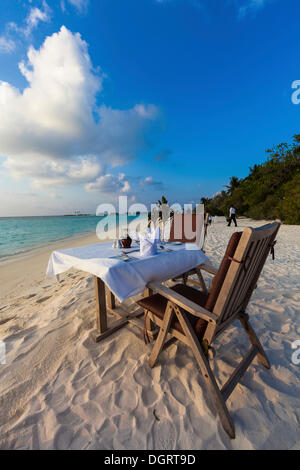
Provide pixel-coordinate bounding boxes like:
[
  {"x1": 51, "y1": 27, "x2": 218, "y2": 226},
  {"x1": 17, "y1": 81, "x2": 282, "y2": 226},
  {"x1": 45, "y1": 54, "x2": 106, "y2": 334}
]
[
  {"x1": 139, "y1": 226, "x2": 160, "y2": 257},
  {"x1": 161, "y1": 217, "x2": 172, "y2": 242}
]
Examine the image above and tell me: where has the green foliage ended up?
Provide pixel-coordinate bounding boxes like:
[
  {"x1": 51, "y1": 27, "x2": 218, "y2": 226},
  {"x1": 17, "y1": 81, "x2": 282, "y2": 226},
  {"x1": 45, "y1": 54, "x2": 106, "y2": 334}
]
[
  {"x1": 157, "y1": 195, "x2": 168, "y2": 206},
  {"x1": 201, "y1": 135, "x2": 300, "y2": 224},
  {"x1": 281, "y1": 174, "x2": 300, "y2": 224},
  {"x1": 225, "y1": 176, "x2": 242, "y2": 195}
]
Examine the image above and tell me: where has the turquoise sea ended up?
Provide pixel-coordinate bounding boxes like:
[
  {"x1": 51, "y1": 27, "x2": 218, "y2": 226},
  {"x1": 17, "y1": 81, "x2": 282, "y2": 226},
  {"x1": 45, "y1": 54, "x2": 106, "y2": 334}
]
[{"x1": 0, "y1": 215, "x2": 140, "y2": 259}]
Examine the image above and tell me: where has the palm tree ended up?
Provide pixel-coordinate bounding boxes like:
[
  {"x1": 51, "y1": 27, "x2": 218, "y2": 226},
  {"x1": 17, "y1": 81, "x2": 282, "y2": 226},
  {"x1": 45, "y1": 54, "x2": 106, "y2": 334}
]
[
  {"x1": 225, "y1": 176, "x2": 241, "y2": 195},
  {"x1": 157, "y1": 195, "x2": 168, "y2": 207},
  {"x1": 154, "y1": 195, "x2": 172, "y2": 224},
  {"x1": 200, "y1": 197, "x2": 210, "y2": 206}
]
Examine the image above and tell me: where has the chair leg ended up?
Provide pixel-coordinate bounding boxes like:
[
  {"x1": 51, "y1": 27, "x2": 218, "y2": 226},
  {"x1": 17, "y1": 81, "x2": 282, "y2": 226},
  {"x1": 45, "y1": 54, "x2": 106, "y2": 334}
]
[
  {"x1": 173, "y1": 306, "x2": 235, "y2": 439},
  {"x1": 145, "y1": 313, "x2": 158, "y2": 341},
  {"x1": 197, "y1": 353, "x2": 235, "y2": 439},
  {"x1": 148, "y1": 303, "x2": 174, "y2": 368},
  {"x1": 239, "y1": 313, "x2": 271, "y2": 369},
  {"x1": 195, "y1": 268, "x2": 208, "y2": 293}
]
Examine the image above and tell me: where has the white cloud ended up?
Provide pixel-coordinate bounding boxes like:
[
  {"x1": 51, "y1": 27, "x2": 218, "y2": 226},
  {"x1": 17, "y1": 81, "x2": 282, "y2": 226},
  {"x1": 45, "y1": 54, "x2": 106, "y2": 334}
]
[
  {"x1": 140, "y1": 176, "x2": 155, "y2": 186},
  {"x1": 86, "y1": 173, "x2": 164, "y2": 196},
  {"x1": 4, "y1": 156, "x2": 103, "y2": 188},
  {"x1": 0, "y1": 36, "x2": 16, "y2": 54},
  {"x1": 96, "y1": 103, "x2": 159, "y2": 166},
  {"x1": 85, "y1": 173, "x2": 131, "y2": 194},
  {"x1": 8, "y1": 1, "x2": 51, "y2": 37},
  {"x1": 65, "y1": 0, "x2": 89, "y2": 13},
  {"x1": 238, "y1": 0, "x2": 271, "y2": 18},
  {"x1": 0, "y1": 26, "x2": 159, "y2": 193},
  {"x1": 25, "y1": 1, "x2": 51, "y2": 36},
  {"x1": 139, "y1": 176, "x2": 163, "y2": 189}
]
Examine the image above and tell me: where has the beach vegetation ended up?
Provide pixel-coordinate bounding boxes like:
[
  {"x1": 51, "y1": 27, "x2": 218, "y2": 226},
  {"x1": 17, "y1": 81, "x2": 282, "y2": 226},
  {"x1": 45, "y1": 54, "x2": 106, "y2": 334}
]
[{"x1": 202, "y1": 135, "x2": 300, "y2": 224}]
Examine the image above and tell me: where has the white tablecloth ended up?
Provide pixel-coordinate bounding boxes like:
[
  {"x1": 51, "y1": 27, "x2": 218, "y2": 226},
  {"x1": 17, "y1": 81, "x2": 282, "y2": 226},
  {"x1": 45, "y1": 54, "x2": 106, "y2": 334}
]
[{"x1": 46, "y1": 241, "x2": 209, "y2": 302}]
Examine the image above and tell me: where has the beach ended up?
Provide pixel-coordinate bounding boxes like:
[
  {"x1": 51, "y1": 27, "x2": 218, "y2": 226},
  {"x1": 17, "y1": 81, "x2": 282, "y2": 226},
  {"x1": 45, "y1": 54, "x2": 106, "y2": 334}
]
[
  {"x1": 0, "y1": 218, "x2": 299, "y2": 449},
  {"x1": 0, "y1": 231, "x2": 100, "y2": 301}
]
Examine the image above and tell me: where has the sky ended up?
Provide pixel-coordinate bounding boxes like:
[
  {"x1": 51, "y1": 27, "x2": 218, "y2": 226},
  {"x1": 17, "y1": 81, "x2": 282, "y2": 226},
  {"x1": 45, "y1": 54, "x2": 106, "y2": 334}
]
[{"x1": 0, "y1": 0, "x2": 299, "y2": 216}]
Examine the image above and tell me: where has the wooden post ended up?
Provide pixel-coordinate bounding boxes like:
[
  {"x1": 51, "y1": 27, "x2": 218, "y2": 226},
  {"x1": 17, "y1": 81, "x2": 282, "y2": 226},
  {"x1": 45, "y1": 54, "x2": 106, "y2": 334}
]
[
  {"x1": 144, "y1": 287, "x2": 153, "y2": 297},
  {"x1": 106, "y1": 288, "x2": 116, "y2": 310},
  {"x1": 239, "y1": 313, "x2": 271, "y2": 369},
  {"x1": 143, "y1": 287, "x2": 157, "y2": 340},
  {"x1": 94, "y1": 276, "x2": 107, "y2": 334},
  {"x1": 148, "y1": 303, "x2": 174, "y2": 368}
]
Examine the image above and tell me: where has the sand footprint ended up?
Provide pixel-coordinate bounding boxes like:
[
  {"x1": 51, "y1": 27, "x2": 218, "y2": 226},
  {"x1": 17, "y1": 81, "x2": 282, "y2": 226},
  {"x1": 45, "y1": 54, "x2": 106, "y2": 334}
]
[
  {"x1": 114, "y1": 388, "x2": 138, "y2": 411},
  {"x1": 132, "y1": 361, "x2": 152, "y2": 387},
  {"x1": 168, "y1": 377, "x2": 188, "y2": 407},
  {"x1": 72, "y1": 362, "x2": 94, "y2": 383},
  {"x1": 141, "y1": 387, "x2": 158, "y2": 407},
  {"x1": 44, "y1": 385, "x2": 69, "y2": 414},
  {"x1": 152, "y1": 417, "x2": 177, "y2": 450},
  {"x1": 111, "y1": 414, "x2": 136, "y2": 448},
  {"x1": 96, "y1": 418, "x2": 117, "y2": 447},
  {"x1": 100, "y1": 360, "x2": 126, "y2": 383},
  {"x1": 72, "y1": 389, "x2": 89, "y2": 406},
  {"x1": 57, "y1": 407, "x2": 83, "y2": 428},
  {"x1": 69, "y1": 427, "x2": 92, "y2": 450},
  {"x1": 75, "y1": 401, "x2": 104, "y2": 428},
  {"x1": 53, "y1": 426, "x2": 74, "y2": 450}
]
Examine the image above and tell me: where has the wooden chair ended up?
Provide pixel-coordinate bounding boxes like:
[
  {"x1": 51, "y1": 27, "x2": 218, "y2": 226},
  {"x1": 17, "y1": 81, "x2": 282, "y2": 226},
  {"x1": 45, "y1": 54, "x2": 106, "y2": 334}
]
[
  {"x1": 168, "y1": 212, "x2": 205, "y2": 248},
  {"x1": 137, "y1": 221, "x2": 281, "y2": 438},
  {"x1": 165, "y1": 212, "x2": 209, "y2": 290}
]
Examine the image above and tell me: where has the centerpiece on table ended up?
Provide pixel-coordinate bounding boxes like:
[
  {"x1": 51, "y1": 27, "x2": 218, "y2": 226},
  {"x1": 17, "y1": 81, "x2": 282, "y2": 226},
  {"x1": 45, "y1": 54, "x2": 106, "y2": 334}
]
[{"x1": 120, "y1": 234, "x2": 132, "y2": 248}]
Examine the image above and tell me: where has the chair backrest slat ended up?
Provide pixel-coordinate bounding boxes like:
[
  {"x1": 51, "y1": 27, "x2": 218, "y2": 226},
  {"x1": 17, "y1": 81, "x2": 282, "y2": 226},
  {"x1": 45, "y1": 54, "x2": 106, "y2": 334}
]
[
  {"x1": 240, "y1": 233, "x2": 277, "y2": 310},
  {"x1": 223, "y1": 237, "x2": 269, "y2": 320},
  {"x1": 221, "y1": 237, "x2": 268, "y2": 323},
  {"x1": 212, "y1": 221, "x2": 280, "y2": 326},
  {"x1": 211, "y1": 227, "x2": 252, "y2": 319},
  {"x1": 220, "y1": 242, "x2": 256, "y2": 323}
]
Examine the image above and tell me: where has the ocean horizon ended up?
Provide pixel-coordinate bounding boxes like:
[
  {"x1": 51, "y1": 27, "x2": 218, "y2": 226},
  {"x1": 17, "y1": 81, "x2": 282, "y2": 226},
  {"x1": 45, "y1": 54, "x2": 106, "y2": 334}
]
[{"x1": 0, "y1": 214, "x2": 140, "y2": 259}]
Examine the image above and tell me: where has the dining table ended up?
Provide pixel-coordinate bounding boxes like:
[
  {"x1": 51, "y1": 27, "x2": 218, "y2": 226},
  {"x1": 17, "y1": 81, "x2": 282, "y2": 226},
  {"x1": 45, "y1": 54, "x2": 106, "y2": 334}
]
[{"x1": 46, "y1": 240, "x2": 210, "y2": 342}]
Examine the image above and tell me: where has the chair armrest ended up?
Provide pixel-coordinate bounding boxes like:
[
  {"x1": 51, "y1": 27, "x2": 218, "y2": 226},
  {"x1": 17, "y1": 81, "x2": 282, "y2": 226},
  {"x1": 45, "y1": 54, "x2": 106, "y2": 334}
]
[
  {"x1": 147, "y1": 281, "x2": 218, "y2": 324},
  {"x1": 198, "y1": 263, "x2": 218, "y2": 276}
]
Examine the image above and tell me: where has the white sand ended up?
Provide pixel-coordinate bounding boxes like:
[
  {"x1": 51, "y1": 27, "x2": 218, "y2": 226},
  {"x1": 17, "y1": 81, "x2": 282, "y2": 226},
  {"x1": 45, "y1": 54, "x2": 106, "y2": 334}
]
[{"x1": 0, "y1": 218, "x2": 299, "y2": 450}]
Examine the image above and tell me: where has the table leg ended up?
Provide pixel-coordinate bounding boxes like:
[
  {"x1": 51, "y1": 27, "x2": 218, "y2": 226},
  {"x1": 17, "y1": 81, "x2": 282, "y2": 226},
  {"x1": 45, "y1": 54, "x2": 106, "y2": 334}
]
[
  {"x1": 94, "y1": 276, "x2": 107, "y2": 334},
  {"x1": 144, "y1": 287, "x2": 153, "y2": 297},
  {"x1": 92, "y1": 277, "x2": 145, "y2": 343},
  {"x1": 106, "y1": 287, "x2": 116, "y2": 310}
]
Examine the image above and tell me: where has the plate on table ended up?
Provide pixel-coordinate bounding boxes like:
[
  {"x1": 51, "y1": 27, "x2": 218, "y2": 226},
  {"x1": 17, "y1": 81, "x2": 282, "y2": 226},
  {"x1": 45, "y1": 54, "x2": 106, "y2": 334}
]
[
  {"x1": 110, "y1": 253, "x2": 134, "y2": 262},
  {"x1": 158, "y1": 245, "x2": 173, "y2": 252},
  {"x1": 119, "y1": 246, "x2": 140, "y2": 253}
]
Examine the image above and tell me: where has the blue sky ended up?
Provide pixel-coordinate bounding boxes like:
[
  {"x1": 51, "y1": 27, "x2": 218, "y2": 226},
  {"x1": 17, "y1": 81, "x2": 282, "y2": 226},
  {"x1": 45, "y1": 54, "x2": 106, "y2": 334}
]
[{"x1": 0, "y1": 0, "x2": 299, "y2": 216}]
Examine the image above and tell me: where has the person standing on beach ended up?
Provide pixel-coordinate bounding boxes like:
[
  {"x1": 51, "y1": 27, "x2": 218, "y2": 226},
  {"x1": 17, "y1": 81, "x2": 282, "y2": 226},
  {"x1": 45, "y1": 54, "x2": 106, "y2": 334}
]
[{"x1": 228, "y1": 205, "x2": 237, "y2": 227}]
